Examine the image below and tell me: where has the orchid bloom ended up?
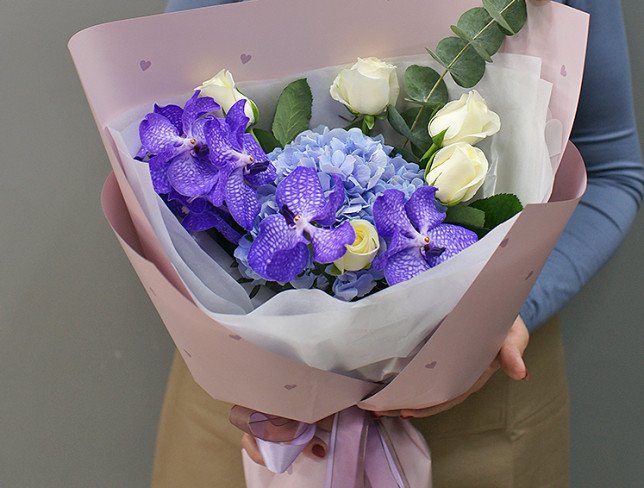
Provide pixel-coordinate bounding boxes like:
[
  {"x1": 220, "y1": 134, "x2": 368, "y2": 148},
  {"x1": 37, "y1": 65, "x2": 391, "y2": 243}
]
[
  {"x1": 248, "y1": 166, "x2": 355, "y2": 283},
  {"x1": 138, "y1": 91, "x2": 220, "y2": 194},
  {"x1": 372, "y1": 186, "x2": 478, "y2": 285}
]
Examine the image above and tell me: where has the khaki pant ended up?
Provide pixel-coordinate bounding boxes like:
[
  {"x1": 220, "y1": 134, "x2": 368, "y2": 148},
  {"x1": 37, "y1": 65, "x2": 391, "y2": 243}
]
[{"x1": 152, "y1": 317, "x2": 569, "y2": 487}]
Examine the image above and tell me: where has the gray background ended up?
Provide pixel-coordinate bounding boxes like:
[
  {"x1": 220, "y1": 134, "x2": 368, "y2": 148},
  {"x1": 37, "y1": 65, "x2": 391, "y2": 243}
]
[{"x1": 0, "y1": 0, "x2": 641, "y2": 486}]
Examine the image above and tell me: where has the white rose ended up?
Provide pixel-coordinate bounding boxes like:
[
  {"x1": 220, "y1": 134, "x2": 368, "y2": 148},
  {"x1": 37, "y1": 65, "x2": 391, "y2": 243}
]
[
  {"x1": 334, "y1": 220, "x2": 380, "y2": 273},
  {"x1": 426, "y1": 142, "x2": 489, "y2": 206},
  {"x1": 330, "y1": 58, "x2": 400, "y2": 116},
  {"x1": 196, "y1": 69, "x2": 256, "y2": 123},
  {"x1": 428, "y1": 90, "x2": 500, "y2": 146}
]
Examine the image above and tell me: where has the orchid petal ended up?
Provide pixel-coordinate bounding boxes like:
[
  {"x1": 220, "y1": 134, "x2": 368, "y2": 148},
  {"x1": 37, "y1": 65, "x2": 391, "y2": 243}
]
[
  {"x1": 404, "y1": 186, "x2": 445, "y2": 235},
  {"x1": 276, "y1": 166, "x2": 326, "y2": 219},
  {"x1": 426, "y1": 224, "x2": 478, "y2": 267},
  {"x1": 182, "y1": 91, "x2": 220, "y2": 133},
  {"x1": 204, "y1": 118, "x2": 237, "y2": 169},
  {"x1": 373, "y1": 189, "x2": 410, "y2": 239},
  {"x1": 154, "y1": 103, "x2": 184, "y2": 134},
  {"x1": 182, "y1": 208, "x2": 242, "y2": 243},
  {"x1": 245, "y1": 160, "x2": 277, "y2": 187},
  {"x1": 167, "y1": 153, "x2": 219, "y2": 197},
  {"x1": 308, "y1": 221, "x2": 356, "y2": 263},
  {"x1": 225, "y1": 170, "x2": 261, "y2": 231},
  {"x1": 225, "y1": 99, "x2": 250, "y2": 149},
  {"x1": 313, "y1": 175, "x2": 346, "y2": 226},
  {"x1": 248, "y1": 214, "x2": 309, "y2": 282},
  {"x1": 139, "y1": 113, "x2": 181, "y2": 154},
  {"x1": 384, "y1": 247, "x2": 431, "y2": 286},
  {"x1": 148, "y1": 151, "x2": 174, "y2": 194}
]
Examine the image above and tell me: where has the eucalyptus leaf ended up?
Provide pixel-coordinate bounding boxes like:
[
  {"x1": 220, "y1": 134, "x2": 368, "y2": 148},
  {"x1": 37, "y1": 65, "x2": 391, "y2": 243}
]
[
  {"x1": 272, "y1": 79, "x2": 313, "y2": 147},
  {"x1": 432, "y1": 37, "x2": 486, "y2": 88},
  {"x1": 404, "y1": 65, "x2": 448, "y2": 107},
  {"x1": 470, "y1": 193, "x2": 524, "y2": 229},
  {"x1": 452, "y1": 7, "x2": 505, "y2": 59},
  {"x1": 444, "y1": 205, "x2": 486, "y2": 229},
  {"x1": 387, "y1": 105, "x2": 411, "y2": 138},
  {"x1": 482, "y1": 0, "x2": 527, "y2": 36},
  {"x1": 402, "y1": 107, "x2": 433, "y2": 157},
  {"x1": 253, "y1": 128, "x2": 282, "y2": 153}
]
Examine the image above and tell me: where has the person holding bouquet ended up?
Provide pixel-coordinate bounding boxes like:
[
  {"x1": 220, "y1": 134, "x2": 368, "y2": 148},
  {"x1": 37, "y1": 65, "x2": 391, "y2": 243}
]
[{"x1": 151, "y1": 0, "x2": 644, "y2": 486}]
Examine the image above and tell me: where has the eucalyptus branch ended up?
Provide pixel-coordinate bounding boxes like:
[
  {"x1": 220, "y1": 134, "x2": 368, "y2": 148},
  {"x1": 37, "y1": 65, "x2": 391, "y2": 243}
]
[{"x1": 402, "y1": 0, "x2": 524, "y2": 149}]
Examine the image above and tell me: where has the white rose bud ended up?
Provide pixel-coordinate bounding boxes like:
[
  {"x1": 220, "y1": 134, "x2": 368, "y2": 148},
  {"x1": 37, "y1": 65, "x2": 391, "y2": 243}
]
[
  {"x1": 330, "y1": 58, "x2": 400, "y2": 116},
  {"x1": 196, "y1": 69, "x2": 256, "y2": 123},
  {"x1": 429, "y1": 90, "x2": 500, "y2": 146},
  {"x1": 334, "y1": 220, "x2": 380, "y2": 273},
  {"x1": 426, "y1": 142, "x2": 489, "y2": 206}
]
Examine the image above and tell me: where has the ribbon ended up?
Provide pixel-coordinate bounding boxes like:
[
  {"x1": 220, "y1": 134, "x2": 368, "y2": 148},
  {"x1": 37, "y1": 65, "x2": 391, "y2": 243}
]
[{"x1": 230, "y1": 406, "x2": 412, "y2": 487}]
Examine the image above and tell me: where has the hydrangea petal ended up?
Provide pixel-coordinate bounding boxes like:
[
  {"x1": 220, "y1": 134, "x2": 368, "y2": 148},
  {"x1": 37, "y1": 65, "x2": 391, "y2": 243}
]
[
  {"x1": 426, "y1": 224, "x2": 478, "y2": 267},
  {"x1": 384, "y1": 247, "x2": 431, "y2": 286},
  {"x1": 373, "y1": 189, "x2": 410, "y2": 239},
  {"x1": 308, "y1": 221, "x2": 356, "y2": 263},
  {"x1": 167, "y1": 153, "x2": 219, "y2": 197},
  {"x1": 154, "y1": 103, "x2": 184, "y2": 134},
  {"x1": 225, "y1": 170, "x2": 261, "y2": 231},
  {"x1": 313, "y1": 175, "x2": 346, "y2": 226},
  {"x1": 404, "y1": 186, "x2": 446, "y2": 235},
  {"x1": 248, "y1": 214, "x2": 309, "y2": 282},
  {"x1": 276, "y1": 166, "x2": 326, "y2": 219},
  {"x1": 139, "y1": 113, "x2": 181, "y2": 153}
]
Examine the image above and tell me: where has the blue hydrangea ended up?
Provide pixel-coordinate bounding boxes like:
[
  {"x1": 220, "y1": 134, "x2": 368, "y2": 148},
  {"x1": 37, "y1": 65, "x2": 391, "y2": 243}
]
[
  {"x1": 235, "y1": 126, "x2": 425, "y2": 298},
  {"x1": 268, "y1": 126, "x2": 425, "y2": 223}
]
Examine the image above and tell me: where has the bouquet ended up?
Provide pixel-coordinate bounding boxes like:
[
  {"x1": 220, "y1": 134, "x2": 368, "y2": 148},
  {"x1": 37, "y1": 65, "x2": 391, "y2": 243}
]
[{"x1": 69, "y1": 0, "x2": 589, "y2": 485}]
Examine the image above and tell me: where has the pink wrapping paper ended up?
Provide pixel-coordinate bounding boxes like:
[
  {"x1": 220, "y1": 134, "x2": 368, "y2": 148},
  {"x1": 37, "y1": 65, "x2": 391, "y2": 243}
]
[{"x1": 73, "y1": 0, "x2": 589, "y2": 422}]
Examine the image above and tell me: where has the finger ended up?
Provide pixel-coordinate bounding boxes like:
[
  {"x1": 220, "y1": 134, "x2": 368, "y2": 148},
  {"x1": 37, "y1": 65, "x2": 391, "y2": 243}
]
[
  {"x1": 371, "y1": 410, "x2": 402, "y2": 418},
  {"x1": 303, "y1": 436, "x2": 327, "y2": 460},
  {"x1": 499, "y1": 317, "x2": 530, "y2": 380},
  {"x1": 241, "y1": 433, "x2": 265, "y2": 466}
]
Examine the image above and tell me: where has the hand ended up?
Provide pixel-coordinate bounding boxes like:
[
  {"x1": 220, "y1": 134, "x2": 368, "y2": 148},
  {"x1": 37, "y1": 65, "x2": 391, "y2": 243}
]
[
  {"x1": 242, "y1": 416, "x2": 334, "y2": 466},
  {"x1": 372, "y1": 315, "x2": 530, "y2": 419}
]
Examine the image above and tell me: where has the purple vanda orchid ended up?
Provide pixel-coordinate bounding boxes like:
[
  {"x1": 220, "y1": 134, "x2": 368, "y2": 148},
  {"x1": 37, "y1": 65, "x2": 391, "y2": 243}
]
[
  {"x1": 372, "y1": 186, "x2": 478, "y2": 286},
  {"x1": 138, "y1": 91, "x2": 220, "y2": 194},
  {"x1": 196, "y1": 99, "x2": 277, "y2": 231},
  {"x1": 248, "y1": 166, "x2": 356, "y2": 283},
  {"x1": 165, "y1": 191, "x2": 242, "y2": 244}
]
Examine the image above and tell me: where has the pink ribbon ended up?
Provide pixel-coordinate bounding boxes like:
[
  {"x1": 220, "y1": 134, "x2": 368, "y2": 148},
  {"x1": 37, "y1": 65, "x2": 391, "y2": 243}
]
[{"x1": 230, "y1": 406, "x2": 409, "y2": 487}]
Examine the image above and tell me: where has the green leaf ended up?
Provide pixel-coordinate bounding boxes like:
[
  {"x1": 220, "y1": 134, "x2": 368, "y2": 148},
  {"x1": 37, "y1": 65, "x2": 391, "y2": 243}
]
[
  {"x1": 249, "y1": 285, "x2": 261, "y2": 299},
  {"x1": 364, "y1": 115, "x2": 376, "y2": 132},
  {"x1": 252, "y1": 128, "x2": 282, "y2": 153},
  {"x1": 271, "y1": 79, "x2": 313, "y2": 147},
  {"x1": 444, "y1": 205, "x2": 486, "y2": 229},
  {"x1": 469, "y1": 193, "x2": 524, "y2": 229},
  {"x1": 452, "y1": 7, "x2": 505, "y2": 60},
  {"x1": 432, "y1": 37, "x2": 486, "y2": 88},
  {"x1": 387, "y1": 105, "x2": 411, "y2": 138},
  {"x1": 391, "y1": 146, "x2": 420, "y2": 164},
  {"x1": 404, "y1": 65, "x2": 448, "y2": 107},
  {"x1": 327, "y1": 264, "x2": 343, "y2": 277},
  {"x1": 402, "y1": 107, "x2": 434, "y2": 157},
  {"x1": 483, "y1": 0, "x2": 527, "y2": 36}
]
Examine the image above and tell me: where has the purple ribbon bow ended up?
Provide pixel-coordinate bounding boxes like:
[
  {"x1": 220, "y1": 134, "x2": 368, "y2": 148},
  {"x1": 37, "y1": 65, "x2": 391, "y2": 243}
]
[{"x1": 230, "y1": 406, "x2": 421, "y2": 488}]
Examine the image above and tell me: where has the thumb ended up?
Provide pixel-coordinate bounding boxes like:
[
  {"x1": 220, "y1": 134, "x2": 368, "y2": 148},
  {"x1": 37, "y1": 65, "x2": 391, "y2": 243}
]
[{"x1": 499, "y1": 316, "x2": 530, "y2": 381}]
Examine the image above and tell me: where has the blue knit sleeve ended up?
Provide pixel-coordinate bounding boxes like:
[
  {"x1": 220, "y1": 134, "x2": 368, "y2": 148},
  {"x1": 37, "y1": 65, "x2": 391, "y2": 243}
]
[
  {"x1": 166, "y1": 0, "x2": 644, "y2": 331},
  {"x1": 521, "y1": 0, "x2": 644, "y2": 330}
]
